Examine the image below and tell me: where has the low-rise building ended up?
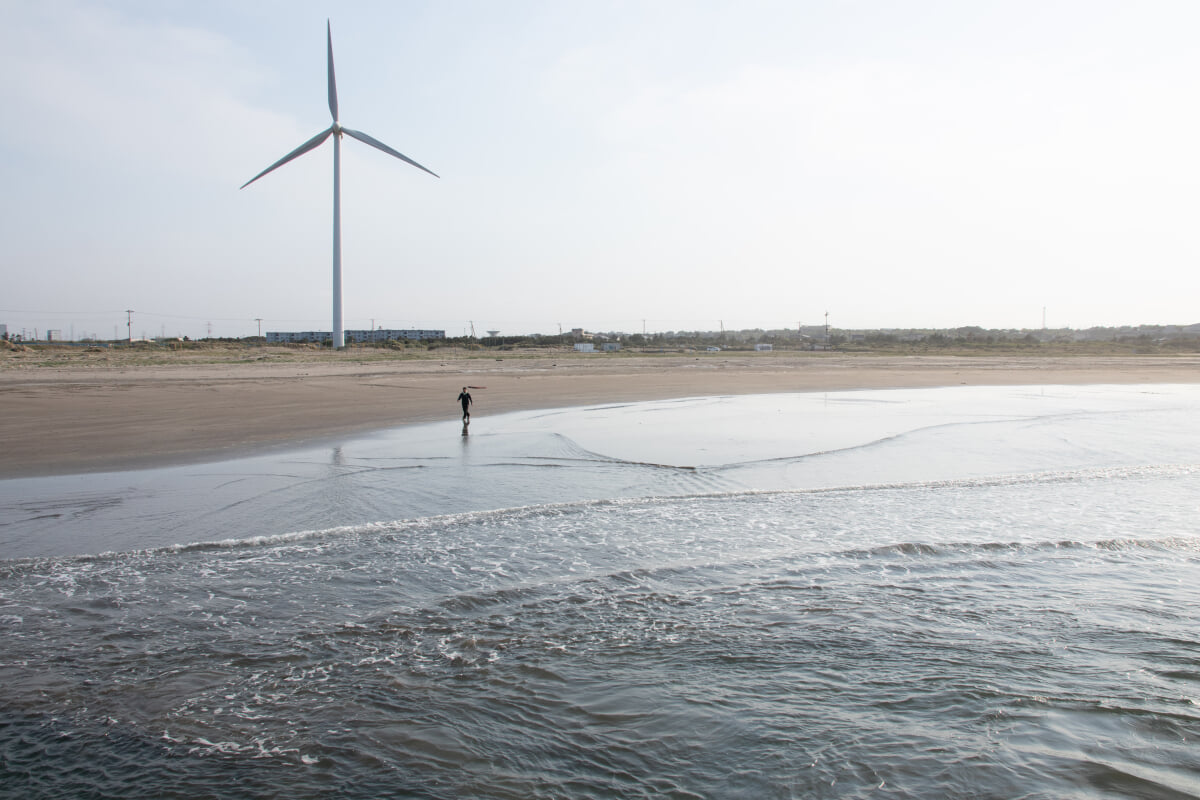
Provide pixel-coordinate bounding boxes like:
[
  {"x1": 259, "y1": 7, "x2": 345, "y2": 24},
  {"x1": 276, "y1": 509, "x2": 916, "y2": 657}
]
[
  {"x1": 344, "y1": 329, "x2": 444, "y2": 344},
  {"x1": 266, "y1": 331, "x2": 331, "y2": 344},
  {"x1": 266, "y1": 329, "x2": 445, "y2": 344}
]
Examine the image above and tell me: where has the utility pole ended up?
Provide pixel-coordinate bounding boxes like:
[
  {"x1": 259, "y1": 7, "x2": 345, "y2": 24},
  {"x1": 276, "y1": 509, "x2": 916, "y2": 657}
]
[
  {"x1": 825, "y1": 311, "x2": 830, "y2": 343},
  {"x1": 256, "y1": 318, "x2": 263, "y2": 339},
  {"x1": 125, "y1": 310, "x2": 133, "y2": 345}
]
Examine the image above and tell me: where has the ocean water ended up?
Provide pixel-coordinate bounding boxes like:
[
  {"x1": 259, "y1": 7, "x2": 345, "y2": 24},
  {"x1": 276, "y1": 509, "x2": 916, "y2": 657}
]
[{"x1": 2, "y1": 384, "x2": 1199, "y2": 799}]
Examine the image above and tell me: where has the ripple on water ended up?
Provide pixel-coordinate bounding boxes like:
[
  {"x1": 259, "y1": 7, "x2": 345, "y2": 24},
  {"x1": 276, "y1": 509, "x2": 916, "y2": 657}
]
[{"x1": 3, "y1": 463, "x2": 1200, "y2": 797}]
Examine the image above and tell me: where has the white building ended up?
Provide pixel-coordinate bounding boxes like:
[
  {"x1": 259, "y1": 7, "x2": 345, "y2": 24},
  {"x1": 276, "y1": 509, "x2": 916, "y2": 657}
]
[{"x1": 574, "y1": 342, "x2": 595, "y2": 353}]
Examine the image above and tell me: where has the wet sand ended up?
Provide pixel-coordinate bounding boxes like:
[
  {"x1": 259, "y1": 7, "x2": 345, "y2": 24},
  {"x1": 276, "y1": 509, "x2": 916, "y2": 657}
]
[{"x1": 2, "y1": 352, "x2": 1198, "y2": 477}]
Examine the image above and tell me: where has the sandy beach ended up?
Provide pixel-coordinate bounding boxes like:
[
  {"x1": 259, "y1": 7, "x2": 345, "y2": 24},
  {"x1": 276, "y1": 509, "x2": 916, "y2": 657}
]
[{"x1": 2, "y1": 349, "x2": 1199, "y2": 478}]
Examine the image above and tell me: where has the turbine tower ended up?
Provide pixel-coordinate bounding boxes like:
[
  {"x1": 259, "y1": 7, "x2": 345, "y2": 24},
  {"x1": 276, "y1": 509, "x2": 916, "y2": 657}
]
[{"x1": 241, "y1": 20, "x2": 438, "y2": 349}]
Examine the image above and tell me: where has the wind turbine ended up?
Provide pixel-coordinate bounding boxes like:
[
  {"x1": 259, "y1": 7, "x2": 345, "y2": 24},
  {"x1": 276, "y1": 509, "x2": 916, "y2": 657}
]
[{"x1": 241, "y1": 20, "x2": 438, "y2": 349}]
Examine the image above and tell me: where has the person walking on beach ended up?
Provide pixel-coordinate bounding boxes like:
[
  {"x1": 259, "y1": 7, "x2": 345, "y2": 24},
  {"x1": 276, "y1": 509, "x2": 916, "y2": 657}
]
[{"x1": 458, "y1": 387, "x2": 473, "y2": 421}]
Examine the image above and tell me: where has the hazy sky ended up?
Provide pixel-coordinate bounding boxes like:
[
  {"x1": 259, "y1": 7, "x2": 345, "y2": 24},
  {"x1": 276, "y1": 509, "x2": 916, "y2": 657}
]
[{"x1": 3, "y1": 0, "x2": 1198, "y2": 340}]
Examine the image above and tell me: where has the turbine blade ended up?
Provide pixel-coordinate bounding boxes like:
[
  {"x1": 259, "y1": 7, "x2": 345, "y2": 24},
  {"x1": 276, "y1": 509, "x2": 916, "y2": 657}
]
[
  {"x1": 342, "y1": 127, "x2": 440, "y2": 178},
  {"x1": 326, "y1": 20, "x2": 339, "y2": 122},
  {"x1": 240, "y1": 127, "x2": 334, "y2": 189}
]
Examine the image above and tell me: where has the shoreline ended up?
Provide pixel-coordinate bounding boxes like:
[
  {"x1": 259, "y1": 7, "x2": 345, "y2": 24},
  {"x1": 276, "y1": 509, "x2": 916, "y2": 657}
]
[{"x1": 3, "y1": 352, "x2": 1199, "y2": 478}]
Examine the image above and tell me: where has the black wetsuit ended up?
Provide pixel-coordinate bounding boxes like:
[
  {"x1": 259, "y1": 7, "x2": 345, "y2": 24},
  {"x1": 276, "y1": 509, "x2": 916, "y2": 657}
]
[{"x1": 458, "y1": 391, "x2": 472, "y2": 419}]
